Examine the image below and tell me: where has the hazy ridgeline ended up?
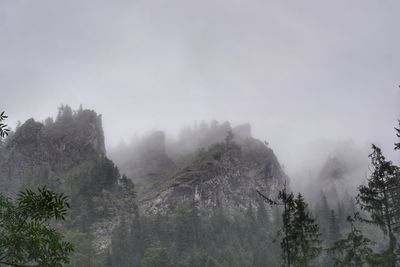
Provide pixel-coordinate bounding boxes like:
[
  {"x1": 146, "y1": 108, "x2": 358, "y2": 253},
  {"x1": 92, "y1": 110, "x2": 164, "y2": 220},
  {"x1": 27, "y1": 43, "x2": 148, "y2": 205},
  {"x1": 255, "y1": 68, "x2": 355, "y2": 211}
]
[
  {"x1": 1, "y1": 105, "x2": 399, "y2": 266},
  {"x1": 1, "y1": 1, "x2": 399, "y2": 265}
]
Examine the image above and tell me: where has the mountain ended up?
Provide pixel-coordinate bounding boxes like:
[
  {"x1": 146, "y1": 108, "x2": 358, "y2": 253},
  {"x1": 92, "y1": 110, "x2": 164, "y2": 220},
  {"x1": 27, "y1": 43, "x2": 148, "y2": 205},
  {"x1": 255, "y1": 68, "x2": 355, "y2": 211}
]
[
  {"x1": 0, "y1": 105, "x2": 137, "y2": 258},
  {"x1": 0, "y1": 106, "x2": 289, "y2": 264},
  {"x1": 140, "y1": 131, "x2": 288, "y2": 216},
  {"x1": 0, "y1": 105, "x2": 105, "y2": 193},
  {"x1": 109, "y1": 120, "x2": 288, "y2": 215}
]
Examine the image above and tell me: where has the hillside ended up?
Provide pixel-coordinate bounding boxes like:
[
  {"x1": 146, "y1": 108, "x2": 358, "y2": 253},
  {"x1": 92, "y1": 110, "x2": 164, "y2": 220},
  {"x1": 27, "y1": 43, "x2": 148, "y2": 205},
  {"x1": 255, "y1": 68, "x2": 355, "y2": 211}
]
[
  {"x1": 140, "y1": 132, "x2": 288, "y2": 216},
  {"x1": 0, "y1": 107, "x2": 289, "y2": 266},
  {"x1": 0, "y1": 106, "x2": 137, "y2": 261}
]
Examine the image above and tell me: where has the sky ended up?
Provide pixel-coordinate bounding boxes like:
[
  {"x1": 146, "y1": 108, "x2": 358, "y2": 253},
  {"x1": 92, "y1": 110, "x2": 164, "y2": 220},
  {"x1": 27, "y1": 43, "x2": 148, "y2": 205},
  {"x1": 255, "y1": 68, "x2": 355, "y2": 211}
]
[{"x1": 0, "y1": 0, "x2": 399, "y2": 177}]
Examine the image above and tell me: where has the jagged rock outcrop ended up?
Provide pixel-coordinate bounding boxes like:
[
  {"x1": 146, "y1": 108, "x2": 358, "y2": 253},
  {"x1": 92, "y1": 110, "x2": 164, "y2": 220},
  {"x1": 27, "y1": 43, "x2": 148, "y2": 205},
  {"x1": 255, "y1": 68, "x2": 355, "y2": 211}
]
[
  {"x1": 108, "y1": 120, "x2": 287, "y2": 216},
  {"x1": 0, "y1": 106, "x2": 136, "y2": 256},
  {"x1": 0, "y1": 108, "x2": 289, "y2": 256},
  {"x1": 0, "y1": 106, "x2": 106, "y2": 194},
  {"x1": 140, "y1": 136, "x2": 288, "y2": 216}
]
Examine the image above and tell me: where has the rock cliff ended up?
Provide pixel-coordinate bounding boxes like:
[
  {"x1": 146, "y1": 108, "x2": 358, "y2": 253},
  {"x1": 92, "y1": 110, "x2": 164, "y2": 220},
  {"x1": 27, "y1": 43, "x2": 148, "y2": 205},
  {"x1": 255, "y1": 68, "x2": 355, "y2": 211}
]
[
  {"x1": 0, "y1": 106, "x2": 136, "y2": 256},
  {"x1": 140, "y1": 134, "x2": 288, "y2": 216}
]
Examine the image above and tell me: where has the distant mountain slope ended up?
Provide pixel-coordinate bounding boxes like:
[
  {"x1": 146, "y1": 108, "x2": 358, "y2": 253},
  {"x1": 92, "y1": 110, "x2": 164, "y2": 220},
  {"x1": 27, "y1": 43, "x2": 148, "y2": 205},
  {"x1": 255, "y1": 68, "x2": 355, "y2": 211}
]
[
  {"x1": 140, "y1": 130, "x2": 288, "y2": 216},
  {"x1": 0, "y1": 105, "x2": 137, "y2": 256},
  {"x1": 0, "y1": 106, "x2": 289, "y2": 260}
]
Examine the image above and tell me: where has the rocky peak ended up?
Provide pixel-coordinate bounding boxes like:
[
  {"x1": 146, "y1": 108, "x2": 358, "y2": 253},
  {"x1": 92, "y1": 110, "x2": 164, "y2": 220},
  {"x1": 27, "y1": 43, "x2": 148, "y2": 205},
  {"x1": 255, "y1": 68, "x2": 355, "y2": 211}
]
[
  {"x1": 0, "y1": 106, "x2": 106, "y2": 193},
  {"x1": 141, "y1": 136, "x2": 288, "y2": 216},
  {"x1": 0, "y1": 106, "x2": 137, "y2": 256},
  {"x1": 49, "y1": 105, "x2": 106, "y2": 155}
]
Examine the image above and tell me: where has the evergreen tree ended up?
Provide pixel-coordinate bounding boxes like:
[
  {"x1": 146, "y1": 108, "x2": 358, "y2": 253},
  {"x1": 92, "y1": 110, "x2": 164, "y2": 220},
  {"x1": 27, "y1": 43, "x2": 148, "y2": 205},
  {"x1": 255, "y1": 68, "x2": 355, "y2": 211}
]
[
  {"x1": 395, "y1": 120, "x2": 400, "y2": 151},
  {"x1": 140, "y1": 241, "x2": 173, "y2": 267},
  {"x1": 291, "y1": 193, "x2": 322, "y2": 266},
  {"x1": 315, "y1": 192, "x2": 331, "y2": 239},
  {"x1": 357, "y1": 145, "x2": 400, "y2": 266},
  {"x1": 258, "y1": 184, "x2": 321, "y2": 266},
  {"x1": 178, "y1": 249, "x2": 219, "y2": 267},
  {"x1": 109, "y1": 217, "x2": 132, "y2": 267},
  {"x1": 328, "y1": 209, "x2": 341, "y2": 244},
  {"x1": 329, "y1": 216, "x2": 373, "y2": 267}
]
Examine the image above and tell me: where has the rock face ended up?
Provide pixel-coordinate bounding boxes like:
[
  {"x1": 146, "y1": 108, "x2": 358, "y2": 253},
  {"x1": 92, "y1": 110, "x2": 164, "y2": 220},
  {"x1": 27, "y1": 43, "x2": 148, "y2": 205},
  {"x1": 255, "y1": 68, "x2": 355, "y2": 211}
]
[
  {"x1": 0, "y1": 106, "x2": 106, "y2": 194},
  {"x1": 0, "y1": 109, "x2": 289, "y2": 255},
  {"x1": 108, "y1": 120, "x2": 288, "y2": 216},
  {"x1": 140, "y1": 136, "x2": 288, "y2": 216},
  {"x1": 0, "y1": 106, "x2": 136, "y2": 256}
]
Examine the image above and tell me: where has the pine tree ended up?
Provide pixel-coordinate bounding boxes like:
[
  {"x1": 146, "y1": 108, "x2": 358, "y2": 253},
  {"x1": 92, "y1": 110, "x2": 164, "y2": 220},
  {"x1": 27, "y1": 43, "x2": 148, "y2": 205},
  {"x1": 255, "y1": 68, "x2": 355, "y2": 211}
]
[
  {"x1": 315, "y1": 192, "x2": 331, "y2": 239},
  {"x1": 109, "y1": 217, "x2": 132, "y2": 267},
  {"x1": 258, "y1": 184, "x2": 321, "y2": 266},
  {"x1": 328, "y1": 209, "x2": 341, "y2": 244},
  {"x1": 291, "y1": 193, "x2": 322, "y2": 266},
  {"x1": 395, "y1": 120, "x2": 400, "y2": 151},
  {"x1": 329, "y1": 216, "x2": 373, "y2": 267},
  {"x1": 140, "y1": 241, "x2": 173, "y2": 267},
  {"x1": 356, "y1": 144, "x2": 400, "y2": 266}
]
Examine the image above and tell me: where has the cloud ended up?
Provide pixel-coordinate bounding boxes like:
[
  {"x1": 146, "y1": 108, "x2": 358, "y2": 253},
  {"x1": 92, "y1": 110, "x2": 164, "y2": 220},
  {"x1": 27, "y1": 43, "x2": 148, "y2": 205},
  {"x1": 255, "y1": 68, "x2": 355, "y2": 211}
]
[{"x1": 0, "y1": 0, "x2": 399, "y2": 176}]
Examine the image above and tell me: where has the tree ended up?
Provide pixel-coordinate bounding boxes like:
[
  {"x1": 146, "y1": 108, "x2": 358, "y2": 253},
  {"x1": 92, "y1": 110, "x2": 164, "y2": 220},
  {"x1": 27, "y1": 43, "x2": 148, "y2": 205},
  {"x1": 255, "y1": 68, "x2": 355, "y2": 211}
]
[
  {"x1": 356, "y1": 144, "x2": 400, "y2": 266},
  {"x1": 258, "y1": 184, "x2": 321, "y2": 266},
  {"x1": 315, "y1": 192, "x2": 331, "y2": 239},
  {"x1": 0, "y1": 111, "x2": 9, "y2": 137},
  {"x1": 291, "y1": 193, "x2": 322, "y2": 266},
  {"x1": 0, "y1": 112, "x2": 73, "y2": 266},
  {"x1": 224, "y1": 130, "x2": 234, "y2": 146},
  {"x1": 178, "y1": 249, "x2": 219, "y2": 267},
  {"x1": 109, "y1": 217, "x2": 132, "y2": 267},
  {"x1": 0, "y1": 187, "x2": 74, "y2": 267},
  {"x1": 329, "y1": 216, "x2": 373, "y2": 267},
  {"x1": 395, "y1": 120, "x2": 400, "y2": 151},
  {"x1": 328, "y1": 209, "x2": 341, "y2": 244},
  {"x1": 140, "y1": 241, "x2": 173, "y2": 267}
]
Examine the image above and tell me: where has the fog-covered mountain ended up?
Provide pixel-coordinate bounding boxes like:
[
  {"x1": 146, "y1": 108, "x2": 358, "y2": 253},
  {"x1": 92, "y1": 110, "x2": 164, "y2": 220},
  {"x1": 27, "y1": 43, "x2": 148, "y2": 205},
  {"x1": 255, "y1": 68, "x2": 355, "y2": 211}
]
[
  {"x1": 0, "y1": 106, "x2": 378, "y2": 266},
  {"x1": 0, "y1": 106, "x2": 137, "y2": 260}
]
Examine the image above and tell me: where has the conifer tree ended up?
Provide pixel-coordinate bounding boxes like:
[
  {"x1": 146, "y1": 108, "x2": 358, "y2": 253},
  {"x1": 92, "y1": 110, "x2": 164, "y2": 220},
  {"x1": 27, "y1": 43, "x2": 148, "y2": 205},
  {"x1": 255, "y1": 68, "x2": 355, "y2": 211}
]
[
  {"x1": 315, "y1": 192, "x2": 331, "y2": 238},
  {"x1": 329, "y1": 216, "x2": 373, "y2": 267},
  {"x1": 328, "y1": 209, "x2": 341, "y2": 244},
  {"x1": 258, "y1": 184, "x2": 321, "y2": 266},
  {"x1": 395, "y1": 120, "x2": 400, "y2": 151},
  {"x1": 291, "y1": 194, "x2": 322, "y2": 266},
  {"x1": 109, "y1": 217, "x2": 133, "y2": 267},
  {"x1": 356, "y1": 144, "x2": 400, "y2": 266}
]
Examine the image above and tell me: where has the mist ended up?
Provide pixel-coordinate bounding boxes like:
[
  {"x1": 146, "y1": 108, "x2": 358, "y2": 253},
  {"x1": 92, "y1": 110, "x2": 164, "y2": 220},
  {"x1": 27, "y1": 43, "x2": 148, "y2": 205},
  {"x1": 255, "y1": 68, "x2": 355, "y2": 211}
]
[
  {"x1": 2, "y1": 1, "x2": 400, "y2": 266},
  {"x1": 1, "y1": 0, "x2": 400, "y2": 180}
]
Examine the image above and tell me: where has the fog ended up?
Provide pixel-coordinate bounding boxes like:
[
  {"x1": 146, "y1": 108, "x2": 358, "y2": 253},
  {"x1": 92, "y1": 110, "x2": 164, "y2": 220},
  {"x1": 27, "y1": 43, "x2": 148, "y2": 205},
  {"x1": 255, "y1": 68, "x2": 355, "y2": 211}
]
[{"x1": 1, "y1": 0, "x2": 399, "y2": 180}]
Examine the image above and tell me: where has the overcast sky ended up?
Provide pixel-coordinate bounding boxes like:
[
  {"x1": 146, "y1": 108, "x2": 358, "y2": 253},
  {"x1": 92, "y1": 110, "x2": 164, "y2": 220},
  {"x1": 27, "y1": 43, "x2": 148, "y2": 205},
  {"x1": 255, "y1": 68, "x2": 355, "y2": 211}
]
[{"x1": 1, "y1": 0, "x2": 399, "y2": 175}]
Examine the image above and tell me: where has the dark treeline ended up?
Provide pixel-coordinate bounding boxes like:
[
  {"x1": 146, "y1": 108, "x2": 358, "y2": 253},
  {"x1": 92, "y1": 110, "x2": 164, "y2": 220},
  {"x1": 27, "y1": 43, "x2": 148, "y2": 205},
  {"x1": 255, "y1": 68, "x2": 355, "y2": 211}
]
[{"x1": 107, "y1": 203, "x2": 280, "y2": 267}]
